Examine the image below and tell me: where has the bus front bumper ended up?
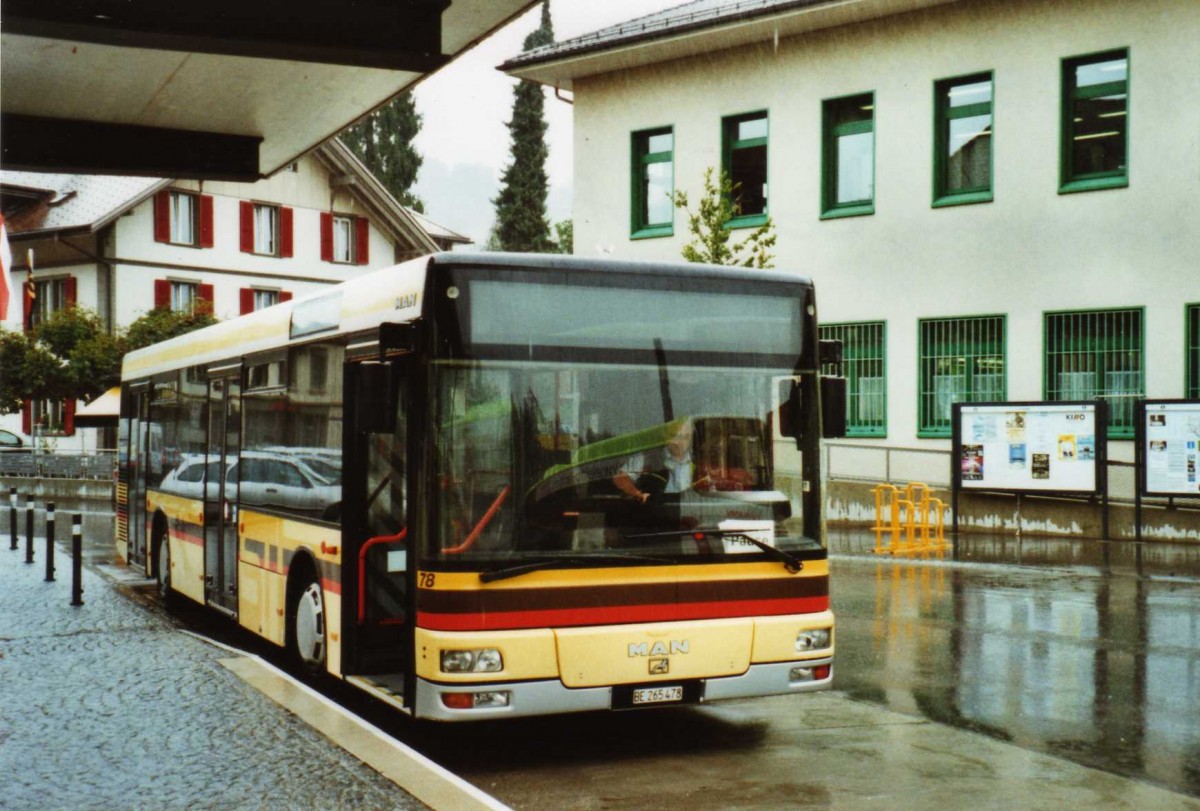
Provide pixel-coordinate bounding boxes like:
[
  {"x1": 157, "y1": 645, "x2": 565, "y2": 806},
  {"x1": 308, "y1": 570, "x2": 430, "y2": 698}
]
[{"x1": 414, "y1": 656, "x2": 833, "y2": 722}]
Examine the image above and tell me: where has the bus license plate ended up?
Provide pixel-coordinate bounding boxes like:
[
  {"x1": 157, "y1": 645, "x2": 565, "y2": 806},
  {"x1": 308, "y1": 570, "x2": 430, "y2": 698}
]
[{"x1": 632, "y1": 686, "x2": 684, "y2": 705}]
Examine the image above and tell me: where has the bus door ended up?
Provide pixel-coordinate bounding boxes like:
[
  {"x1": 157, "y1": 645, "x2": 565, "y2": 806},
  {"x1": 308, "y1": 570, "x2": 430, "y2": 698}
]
[
  {"x1": 345, "y1": 358, "x2": 412, "y2": 682},
  {"x1": 204, "y1": 370, "x2": 241, "y2": 615},
  {"x1": 125, "y1": 385, "x2": 150, "y2": 571}
]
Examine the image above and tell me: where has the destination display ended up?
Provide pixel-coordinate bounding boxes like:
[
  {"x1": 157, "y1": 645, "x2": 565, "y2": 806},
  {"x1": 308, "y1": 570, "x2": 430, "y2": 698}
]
[
  {"x1": 1142, "y1": 401, "x2": 1200, "y2": 496},
  {"x1": 955, "y1": 402, "x2": 1100, "y2": 494}
]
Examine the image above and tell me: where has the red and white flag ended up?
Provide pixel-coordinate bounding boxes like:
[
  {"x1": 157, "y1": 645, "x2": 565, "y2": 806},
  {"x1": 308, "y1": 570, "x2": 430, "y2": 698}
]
[{"x1": 0, "y1": 213, "x2": 12, "y2": 322}]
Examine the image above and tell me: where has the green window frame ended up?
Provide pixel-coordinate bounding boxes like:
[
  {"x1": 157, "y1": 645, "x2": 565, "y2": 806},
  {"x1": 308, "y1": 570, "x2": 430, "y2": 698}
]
[
  {"x1": 721, "y1": 111, "x2": 769, "y2": 228},
  {"x1": 1187, "y1": 303, "x2": 1200, "y2": 399},
  {"x1": 820, "y1": 321, "x2": 887, "y2": 437},
  {"x1": 631, "y1": 127, "x2": 674, "y2": 239},
  {"x1": 1060, "y1": 49, "x2": 1129, "y2": 194},
  {"x1": 933, "y1": 73, "x2": 993, "y2": 207},
  {"x1": 821, "y1": 92, "x2": 875, "y2": 219},
  {"x1": 918, "y1": 315, "x2": 1006, "y2": 438},
  {"x1": 1044, "y1": 308, "x2": 1143, "y2": 438}
]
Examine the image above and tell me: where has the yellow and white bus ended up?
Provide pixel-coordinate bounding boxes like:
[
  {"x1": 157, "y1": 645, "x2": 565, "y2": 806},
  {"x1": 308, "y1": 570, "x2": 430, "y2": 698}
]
[{"x1": 117, "y1": 253, "x2": 843, "y2": 721}]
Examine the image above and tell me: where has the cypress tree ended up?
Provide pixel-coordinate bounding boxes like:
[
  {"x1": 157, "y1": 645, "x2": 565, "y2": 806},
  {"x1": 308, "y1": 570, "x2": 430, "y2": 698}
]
[
  {"x1": 341, "y1": 92, "x2": 425, "y2": 212},
  {"x1": 492, "y1": 1, "x2": 554, "y2": 252}
]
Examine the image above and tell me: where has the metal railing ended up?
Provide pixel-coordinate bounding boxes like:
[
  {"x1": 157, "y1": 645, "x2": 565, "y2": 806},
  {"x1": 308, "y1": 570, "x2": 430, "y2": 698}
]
[
  {"x1": 824, "y1": 443, "x2": 952, "y2": 488},
  {"x1": 0, "y1": 450, "x2": 117, "y2": 481},
  {"x1": 824, "y1": 443, "x2": 1199, "y2": 511}
]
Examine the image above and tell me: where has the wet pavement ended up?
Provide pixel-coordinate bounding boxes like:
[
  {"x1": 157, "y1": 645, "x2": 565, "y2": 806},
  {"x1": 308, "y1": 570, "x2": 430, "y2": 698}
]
[
  {"x1": 828, "y1": 529, "x2": 1200, "y2": 798},
  {"x1": 0, "y1": 537, "x2": 428, "y2": 811}
]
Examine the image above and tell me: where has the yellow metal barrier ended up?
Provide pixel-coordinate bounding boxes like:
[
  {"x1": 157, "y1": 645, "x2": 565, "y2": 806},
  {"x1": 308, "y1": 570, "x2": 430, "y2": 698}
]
[{"x1": 872, "y1": 482, "x2": 950, "y2": 555}]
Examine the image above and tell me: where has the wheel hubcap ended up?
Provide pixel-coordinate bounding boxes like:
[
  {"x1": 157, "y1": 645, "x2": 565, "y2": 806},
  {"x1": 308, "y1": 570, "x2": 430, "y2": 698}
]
[{"x1": 295, "y1": 582, "x2": 326, "y2": 667}]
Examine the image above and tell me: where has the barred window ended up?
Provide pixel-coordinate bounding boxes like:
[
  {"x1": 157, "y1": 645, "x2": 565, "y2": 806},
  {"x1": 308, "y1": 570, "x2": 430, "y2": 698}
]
[
  {"x1": 1044, "y1": 308, "x2": 1143, "y2": 438},
  {"x1": 919, "y1": 315, "x2": 1005, "y2": 437},
  {"x1": 1186, "y1": 304, "x2": 1199, "y2": 399},
  {"x1": 820, "y1": 321, "x2": 886, "y2": 437}
]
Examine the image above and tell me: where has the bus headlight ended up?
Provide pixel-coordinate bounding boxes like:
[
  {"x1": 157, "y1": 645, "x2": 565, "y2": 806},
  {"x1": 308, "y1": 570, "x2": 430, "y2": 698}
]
[
  {"x1": 795, "y1": 629, "x2": 831, "y2": 652},
  {"x1": 440, "y1": 648, "x2": 504, "y2": 673}
]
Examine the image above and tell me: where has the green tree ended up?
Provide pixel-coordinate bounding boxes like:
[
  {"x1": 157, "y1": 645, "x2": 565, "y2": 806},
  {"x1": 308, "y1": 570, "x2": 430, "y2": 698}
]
[
  {"x1": 672, "y1": 167, "x2": 777, "y2": 269},
  {"x1": 0, "y1": 303, "x2": 217, "y2": 417},
  {"x1": 553, "y1": 219, "x2": 573, "y2": 254},
  {"x1": 124, "y1": 305, "x2": 216, "y2": 352},
  {"x1": 340, "y1": 92, "x2": 425, "y2": 212},
  {"x1": 492, "y1": 1, "x2": 554, "y2": 253}
]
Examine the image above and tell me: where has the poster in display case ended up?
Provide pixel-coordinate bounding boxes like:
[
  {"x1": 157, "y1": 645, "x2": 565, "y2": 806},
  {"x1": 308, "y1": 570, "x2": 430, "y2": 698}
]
[
  {"x1": 1139, "y1": 400, "x2": 1200, "y2": 496},
  {"x1": 952, "y1": 401, "x2": 1105, "y2": 494}
]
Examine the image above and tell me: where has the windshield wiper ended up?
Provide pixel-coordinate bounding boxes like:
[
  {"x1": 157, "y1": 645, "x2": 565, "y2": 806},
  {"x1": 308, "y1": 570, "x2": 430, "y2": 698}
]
[
  {"x1": 479, "y1": 552, "x2": 672, "y2": 584},
  {"x1": 622, "y1": 527, "x2": 804, "y2": 574}
]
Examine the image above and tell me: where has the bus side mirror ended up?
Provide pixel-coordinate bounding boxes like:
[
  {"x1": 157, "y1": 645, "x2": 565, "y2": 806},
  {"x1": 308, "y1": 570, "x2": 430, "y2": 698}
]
[
  {"x1": 355, "y1": 362, "x2": 396, "y2": 434},
  {"x1": 821, "y1": 376, "x2": 847, "y2": 439}
]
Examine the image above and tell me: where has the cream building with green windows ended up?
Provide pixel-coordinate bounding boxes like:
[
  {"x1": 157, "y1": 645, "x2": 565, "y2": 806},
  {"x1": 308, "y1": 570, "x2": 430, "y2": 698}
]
[{"x1": 505, "y1": 0, "x2": 1200, "y2": 456}]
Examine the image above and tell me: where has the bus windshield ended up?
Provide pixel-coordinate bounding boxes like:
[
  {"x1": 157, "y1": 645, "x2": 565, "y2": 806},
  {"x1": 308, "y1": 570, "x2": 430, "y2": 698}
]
[{"x1": 426, "y1": 359, "x2": 818, "y2": 565}]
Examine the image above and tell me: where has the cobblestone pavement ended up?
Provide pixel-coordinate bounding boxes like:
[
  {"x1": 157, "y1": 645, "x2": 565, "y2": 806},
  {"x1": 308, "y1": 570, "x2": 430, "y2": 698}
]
[{"x1": 0, "y1": 540, "x2": 426, "y2": 811}]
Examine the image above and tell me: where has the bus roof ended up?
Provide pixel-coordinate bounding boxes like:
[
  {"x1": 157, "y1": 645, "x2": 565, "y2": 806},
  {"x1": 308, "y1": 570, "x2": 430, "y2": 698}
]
[{"x1": 121, "y1": 252, "x2": 814, "y2": 381}]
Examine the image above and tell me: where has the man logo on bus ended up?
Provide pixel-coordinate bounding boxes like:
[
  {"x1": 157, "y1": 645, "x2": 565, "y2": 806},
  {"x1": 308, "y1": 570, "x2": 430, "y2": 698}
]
[{"x1": 628, "y1": 640, "x2": 690, "y2": 657}]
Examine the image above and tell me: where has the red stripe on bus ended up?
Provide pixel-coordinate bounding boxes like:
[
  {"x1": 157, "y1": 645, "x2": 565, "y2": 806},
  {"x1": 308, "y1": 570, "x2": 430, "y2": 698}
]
[
  {"x1": 170, "y1": 528, "x2": 204, "y2": 547},
  {"x1": 321, "y1": 578, "x2": 342, "y2": 596},
  {"x1": 416, "y1": 596, "x2": 829, "y2": 632}
]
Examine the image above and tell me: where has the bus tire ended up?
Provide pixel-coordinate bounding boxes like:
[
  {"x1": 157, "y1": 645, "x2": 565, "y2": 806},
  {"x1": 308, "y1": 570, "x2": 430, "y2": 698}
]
[{"x1": 288, "y1": 562, "x2": 327, "y2": 676}]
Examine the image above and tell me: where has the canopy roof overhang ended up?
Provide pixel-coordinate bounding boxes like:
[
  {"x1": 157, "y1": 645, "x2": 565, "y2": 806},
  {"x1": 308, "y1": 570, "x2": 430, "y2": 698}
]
[{"x1": 2, "y1": 0, "x2": 535, "y2": 181}]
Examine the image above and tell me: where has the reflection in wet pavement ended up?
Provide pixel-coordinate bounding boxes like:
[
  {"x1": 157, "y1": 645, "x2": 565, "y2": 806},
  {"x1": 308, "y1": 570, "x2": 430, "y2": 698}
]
[{"x1": 830, "y1": 530, "x2": 1200, "y2": 798}]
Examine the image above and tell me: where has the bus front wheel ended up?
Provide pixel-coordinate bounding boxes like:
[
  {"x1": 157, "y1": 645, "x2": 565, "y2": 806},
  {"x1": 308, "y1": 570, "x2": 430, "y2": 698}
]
[
  {"x1": 155, "y1": 531, "x2": 174, "y2": 607},
  {"x1": 290, "y1": 576, "x2": 327, "y2": 675}
]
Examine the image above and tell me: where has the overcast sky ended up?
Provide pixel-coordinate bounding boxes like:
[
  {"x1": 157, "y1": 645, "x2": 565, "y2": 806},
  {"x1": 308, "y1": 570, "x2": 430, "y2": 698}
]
[{"x1": 411, "y1": 0, "x2": 682, "y2": 246}]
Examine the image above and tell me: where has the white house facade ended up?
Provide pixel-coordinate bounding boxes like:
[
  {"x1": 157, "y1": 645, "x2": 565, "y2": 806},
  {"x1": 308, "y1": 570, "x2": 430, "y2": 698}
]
[
  {"x1": 1, "y1": 140, "x2": 458, "y2": 448},
  {"x1": 505, "y1": 0, "x2": 1200, "y2": 459}
]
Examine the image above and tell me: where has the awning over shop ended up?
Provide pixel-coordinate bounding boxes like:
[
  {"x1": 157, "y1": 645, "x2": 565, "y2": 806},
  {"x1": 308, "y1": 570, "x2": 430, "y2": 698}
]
[{"x1": 75, "y1": 387, "x2": 120, "y2": 428}]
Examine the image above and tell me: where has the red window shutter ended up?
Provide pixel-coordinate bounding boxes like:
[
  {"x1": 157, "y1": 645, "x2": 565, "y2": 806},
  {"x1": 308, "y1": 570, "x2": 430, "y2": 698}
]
[
  {"x1": 280, "y1": 207, "x2": 294, "y2": 258},
  {"x1": 355, "y1": 217, "x2": 370, "y2": 265},
  {"x1": 239, "y1": 288, "x2": 254, "y2": 315},
  {"x1": 63, "y1": 401, "x2": 76, "y2": 437},
  {"x1": 153, "y1": 191, "x2": 170, "y2": 243},
  {"x1": 239, "y1": 201, "x2": 254, "y2": 253},
  {"x1": 320, "y1": 212, "x2": 333, "y2": 262},
  {"x1": 65, "y1": 276, "x2": 77, "y2": 307},
  {"x1": 198, "y1": 284, "x2": 214, "y2": 304},
  {"x1": 22, "y1": 401, "x2": 31, "y2": 434},
  {"x1": 154, "y1": 279, "x2": 171, "y2": 309},
  {"x1": 279, "y1": 291, "x2": 293, "y2": 303},
  {"x1": 199, "y1": 195, "x2": 215, "y2": 248},
  {"x1": 23, "y1": 281, "x2": 34, "y2": 331}
]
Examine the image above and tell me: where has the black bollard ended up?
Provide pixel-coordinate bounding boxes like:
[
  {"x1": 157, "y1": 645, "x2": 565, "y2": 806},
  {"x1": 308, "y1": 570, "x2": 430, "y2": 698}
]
[
  {"x1": 44, "y1": 502, "x2": 56, "y2": 582},
  {"x1": 9, "y1": 487, "x2": 16, "y2": 551},
  {"x1": 24, "y1": 495, "x2": 34, "y2": 565},
  {"x1": 70, "y1": 515, "x2": 84, "y2": 607}
]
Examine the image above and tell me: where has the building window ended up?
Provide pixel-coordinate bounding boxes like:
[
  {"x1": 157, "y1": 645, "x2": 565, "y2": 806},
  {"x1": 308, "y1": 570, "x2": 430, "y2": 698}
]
[
  {"x1": 822, "y1": 93, "x2": 875, "y2": 219},
  {"x1": 1045, "y1": 308, "x2": 1142, "y2": 438},
  {"x1": 254, "y1": 290, "x2": 279, "y2": 311},
  {"x1": 934, "y1": 74, "x2": 993, "y2": 206},
  {"x1": 171, "y1": 281, "x2": 199, "y2": 313},
  {"x1": 722, "y1": 111, "x2": 768, "y2": 225},
  {"x1": 820, "y1": 321, "x2": 886, "y2": 437},
  {"x1": 154, "y1": 190, "x2": 212, "y2": 248},
  {"x1": 169, "y1": 191, "x2": 197, "y2": 245},
  {"x1": 333, "y1": 216, "x2": 355, "y2": 263},
  {"x1": 1186, "y1": 304, "x2": 1199, "y2": 399},
  {"x1": 254, "y1": 204, "x2": 279, "y2": 255},
  {"x1": 919, "y1": 315, "x2": 1006, "y2": 437},
  {"x1": 631, "y1": 127, "x2": 674, "y2": 238},
  {"x1": 32, "y1": 400, "x2": 67, "y2": 436},
  {"x1": 30, "y1": 277, "x2": 71, "y2": 329},
  {"x1": 1061, "y1": 49, "x2": 1128, "y2": 193}
]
